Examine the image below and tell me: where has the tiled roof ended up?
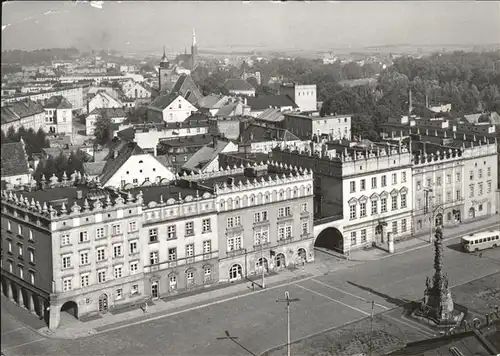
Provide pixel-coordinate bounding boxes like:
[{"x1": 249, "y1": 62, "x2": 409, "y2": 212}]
[
  {"x1": 224, "y1": 79, "x2": 255, "y2": 91},
  {"x1": 83, "y1": 161, "x2": 106, "y2": 176},
  {"x1": 90, "y1": 107, "x2": 128, "y2": 119},
  {"x1": 239, "y1": 124, "x2": 299, "y2": 143},
  {"x1": 1, "y1": 142, "x2": 30, "y2": 177},
  {"x1": 1, "y1": 100, "x2": 44, "y2": 124},
  {"x1": 100, "y1": 142, "x2": 145, "y2": 185},
  {"x1": 182, "y1": 139, "x2": 231, "y2": 172},
  {"x1": 148, "y1": 92, "x2": 179, "y2": 111},
  {"x1": 43, "y1": 95, "x2": 73, "y2": 109},
  {"x1": 198, "y1": 94, "x2": 228, "y2": 109},
  {"x1": 215, "y1": 103, "x2": 238, "y2": 117},
  {"x1": 257, "y1": 108, "x2": 286, "y2": 122},
  {"x1": 159, "y1": 134, "x2": 214, "y2": 148},
  {"x1": 247, "y1": 95, "x2": 298, "y2": 111},
  {"x1": 116, "y1": 127, "x2": 135, "y2": 141}
]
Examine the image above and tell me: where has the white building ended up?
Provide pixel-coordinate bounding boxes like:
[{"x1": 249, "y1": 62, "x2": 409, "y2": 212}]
[
  {"x1": 280, "y1": 84, "x2": 317, "y2": 112},
  {"x1": 85, "y1": 108, "x2": 128, "y2": 136},
  {"x1": 88, "y1": 92, "x2": 124, "y2": 114},
  {"x1": 42, "y1": 96, "x2": 73, "y2": 135},
  {"x1": 122, "y1": 82, "x2": 151, "y2": 100},
  {"x1": 147, "y1": 93, "x2": 197, "y2": 124}
]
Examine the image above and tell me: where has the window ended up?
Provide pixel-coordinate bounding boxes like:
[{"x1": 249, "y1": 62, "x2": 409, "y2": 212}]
[
  {"x1": 114, "y1": 265, "x2": 123, "y2": 279},
  {"x1": 62, "y1": 277, "x2": 72, "y2": 292},
  {"x1": 469, "y1": 170, "x2": 474, "y2": 180},
  {"x1": 371, "y1": 177, "x2": 377, "y2": 189},
  {"x1": 381, "y1": 198, "x2": 387, "y2": 213},
  {"x1": 204, "y1": 266, "x2": 212, "y2": 280},
  {"x1": 112, "y1": 224, "x2": 122, "y2": 235},
  {"x1": 19, "y1": 266, "x2": 24, "y2": 279},
  {"x1": 478, "y1": 182, "x2": 483, "y2": 196},
  {"x1": 278, "y1": 206, "x2": 291, "y2": 218},
  {"x1": 79, "y1": 231, "x2": 89, "y2": 243},
  {"x1": 128, "y1": 221, "x2": 137, "y2": 232},
  {"x1": 97, "y1": 270, "x2": 106, "y2": 283},
  {"x1": 487, "y1": 167, "x2": 491, "y2": 177},
  {"x1": 62, "y1": 255, "x2": 72, "y2": 269},
  {"x1": 301, "y1": 203, "x2": 308, "y2": 213},
  {"x1": 456, "y1": 190, "x2": 461, "y2": 200},
  {"x1": 349, "y1": 205, "x2": 356, "y2": 220},
  {"x1": 29, "y1": 229, "x2": 33, "y2": 240},
  {"x1": 417, "y1": 181, "x2": 421, "y2": 190},
  {"x1": 18, "y1": 244, "x2": 23, "y2": 256},
  {"x1": 167, "y1": 225, "x2": 176, "y2": 239},
  {"x1": 29, "y1": 249, "x2": 34, "y2": 263},
  {"x1": 426, "y1": 178, "x2": 432, "y2": 187},
  {"x1": 401, "y1": 194, "x2": 407, "y2": 208},
  {"x1": 469, "y1": 184, "x2": 474, "y2": 198},
  {"x1": 7, "y1": 220, "x2": 12, "y2": 231},
  {"x1": 360, "y1": 179, "x2": 366, "y2": 191},
  {"x1": 129, "y1": 240, "x2": 138, "y2": 254},
  {"x1": 371, "y1": 200, "x2": 377, "y2": 215},
  {"x1": 254, "y1": 227, "x2": 269, "y2": 245},
  {"x1": 227, "y1": 235, "x2": 242, "y2": 251},
  {"x1": 61, "y1": 234, "x2": 70, "y2": 246},
  {"x1": 130, "y1": 261, "x2": 138, "y2": 274},
  {"x1": 8, "y1": 261, "x2": 13, "y2": 273},
  {"x1": 227, "y1": 216, "x2": 241, "y2": 228},
  {"x1": 392, "y1": 221, "x2": 398, "y2": 234},
  {"x1": 185, "y1": 244, "x2": 194, "y2": 257},
  {"x1": 29, "y1": 271, "x2": 35, "y2": 284},
  {"x1": 133, "y1": 178, "x2": 138, "y2": 185},
  {"x1": 360, "y1": 229, "x2": 367, "y2": 243},
  {"x1": 96, "y1": 227, "x2": 105, "y2": 239},
  {"x1": 150, "y1": 251, "x2": 159, "y2": 265},
  {"x1": 478, "y1": 169, "x2": 483, "y2": 179},
  {"x1": 391, "y1": 196, "x2": 398, "y2": 210},
  {"x1": 113, "y1": 244, "x2": 123, "y2": 258},
  {"x1": 202, "y1": 218, "x2": 211, "y2": 233},
  {"x1": 203, "y1": 240, "x2": 212, "y2": 253},
  {"x1": 350, "y1": 231, "x2": 357, "y2": 246},
  {"x1": 115, "y1": 288, "x2": 123, "y2": 300},
  {"x1": 8, "y1": 241, "x2": 12, "y2": 253},
  {"x1": 80, "y1": 251, "x2": 89, "y2": 265},
  {"x1": 149, "y1": 228, "x2": 158, "y2": 243},
  {"x1": 401, "y1": 172, "x2": 407, "y2": 183},
  {"x1": 381, "y1": 175, "x2": 387, "y2": 187},
  {"x1": 18, "y1": 225, "x2": 23, "y2": 236},
  {"x1": 169, "y1": 275, "x2": 177, "y2": 289},
  {"x1": 456, "y1": 172, "x2": 461, "y2": 182},
  {"x1": 254, "y1": 211, "x2": 268, "y2": 222},
  {"x1": 401, "y1": 219, "x2": 407, "y2": 232},
  {"x1": 392, "y1": 173, "x2": 397, "y2": 185},
  {"x1": 131, "y1": 284, "x2": 139, "y2": 295},
  {"x1": 360, "y1": 202, "x2": 367, "y2": 217},
  {"x1": 97, "y1": 247, "x2": 106, "y2": 261},
  {"x1": 446, "y1": 174, "x2": 451, "y2": 184},
  {"x1": 301, "y1": 220, "x2": 309, "y2": 235},
  {"x1": 80, "y1": 274, "x2": 89, "y2": 287},
  {"x1": 350, "y1": 181, "x2": 356, "y2": 193},
  {"x1": 185, "y1": 222, "x2": 194, "y2": 236},
  {"x1": 487, "y1": 181, "x2": 492, "y2": 193}
]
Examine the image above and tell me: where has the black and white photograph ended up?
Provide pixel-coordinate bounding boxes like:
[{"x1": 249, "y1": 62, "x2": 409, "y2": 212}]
[{"x1": 1, "y1": 1, "x2": 500, "y2": 355}]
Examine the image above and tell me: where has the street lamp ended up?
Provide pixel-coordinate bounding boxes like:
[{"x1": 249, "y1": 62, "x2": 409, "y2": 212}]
[{"x1": 276, "y1": 291, "x2": 300, "y2": 356}]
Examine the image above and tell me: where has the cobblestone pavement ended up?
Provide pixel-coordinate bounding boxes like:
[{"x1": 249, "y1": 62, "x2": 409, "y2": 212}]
[{"x1": 1, "y1": 218, "x2": 499, "y2": 356}]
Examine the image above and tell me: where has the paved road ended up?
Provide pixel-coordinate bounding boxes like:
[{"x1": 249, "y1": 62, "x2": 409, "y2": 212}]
[{"x1": 2, "y1": 237, "x2": 500, "y2": 356}]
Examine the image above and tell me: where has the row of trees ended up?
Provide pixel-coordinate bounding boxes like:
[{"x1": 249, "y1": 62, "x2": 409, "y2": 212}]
[
  {"x1": 33, "y1": 150, "x2": 89, "y2": 182},
  {"x1": 1, "y1": 127, "x2": 50, "y2": 156},
  {"x1": 1, "y1": 47, "x2": 80, "y2": 65}
]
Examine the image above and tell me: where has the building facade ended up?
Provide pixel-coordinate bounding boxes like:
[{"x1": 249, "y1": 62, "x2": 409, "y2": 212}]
[
  {"x1": 283, "y1": 113, "x2": 352, "y2": 141},
  {"x1": 280, "y1": 84, "x2": 317, "y2": 112}
]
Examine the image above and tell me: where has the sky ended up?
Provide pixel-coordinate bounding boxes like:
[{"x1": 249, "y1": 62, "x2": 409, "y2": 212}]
[{"x1": 1, "y1": 1, "x2": 500, "y2": 53}]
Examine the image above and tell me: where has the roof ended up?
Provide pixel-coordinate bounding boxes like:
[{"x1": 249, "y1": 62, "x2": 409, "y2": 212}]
[
  {"x1": 240, "y1": 124, "x2": 300, "y2": 143},
  {"x1": 246, "y1": 95, "x2": 298, "y2": 111},
  {"x1": 224, "y1": 79, "x2": 255, "y2": 92},
  {"x1": 182, "y1": 139, "x2": 233, "y2": 172},
  {"x1": 43, "y1": 95, "x2": 73, "y2": 109},
  {"x1": 90, "y1": 107, "x2": 128, "y2": 119},
  {"x1": 99, "y1": 142, "x2": 145, "y2": 185},
  {"x1": 1, "y1": 142, "x2": 30, "y2": 177},
  {"x1": 82, "y1": 161, "x2": 106, "y2": 176},
  {"x1": 1, "y1": 100, "x2": 45, "y2": 124},
  {"x1": 116, "y1": 127, "x2": 135, "y2": 142},
  {"x1": 257, "y1": 108, "x2": 286, "y2": 122},
  {"x1": 215, "y1": 103, "x2": 239, "y2": 117},
  {"x1": 463, "y1": 113, "x2": 482, "y2": 124},
  {"x1": 198, "y1": 94, "x2": 228, "y2": 109},
  {"x1": 148, "y1": 92, "x2": 180, "y2": 111},
  {"x1": 159, "y1": 134, "x2": 214, "y2": 149},
  {"x1": 91, "y1": 91, "x2": 122, "y2": 105}
]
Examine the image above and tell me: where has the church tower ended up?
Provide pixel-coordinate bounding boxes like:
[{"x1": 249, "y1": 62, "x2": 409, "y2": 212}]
[
  {"x1": 191, "y1": 29, "x2": 198, "y2": 69},
  {"x1": 158, "y1": 46, "x2": 171, "y2": 93}
]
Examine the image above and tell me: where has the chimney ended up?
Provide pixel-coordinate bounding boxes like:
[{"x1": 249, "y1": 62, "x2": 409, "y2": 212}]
[{"x1": 76, "y1": 190, "x2": 83, "y2": 199}]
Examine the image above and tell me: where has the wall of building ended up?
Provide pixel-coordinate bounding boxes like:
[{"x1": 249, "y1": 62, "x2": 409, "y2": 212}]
[
  {"x1": 280, "y1": 84, "x2": 317, "y2": 112},
  {"x1": 105, "y1": 153, "x2": 176, "y2": 188},
  {"x1": 312, "y1": 115, "x2": 352, "y2": 140},
  {"x1": 88, "y1": 94, "x2": 122, "y2": 114}
]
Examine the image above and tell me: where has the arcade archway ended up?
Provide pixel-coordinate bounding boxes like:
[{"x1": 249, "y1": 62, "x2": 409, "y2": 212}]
[
  {"x1": 60, "y1": 300, "x2": 78, "y2": 319},
  {"x1": 314, "y1": 227, "x2": 344, "y2": 254}
]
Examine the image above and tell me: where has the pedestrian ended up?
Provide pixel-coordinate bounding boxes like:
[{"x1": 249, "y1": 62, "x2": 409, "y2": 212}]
[
  {"x1": 479, "y1": 252, "x2": 483, "y2": 258},
  {"x1": 251, "y1": 282, "x2": 255, "y2": 291}
]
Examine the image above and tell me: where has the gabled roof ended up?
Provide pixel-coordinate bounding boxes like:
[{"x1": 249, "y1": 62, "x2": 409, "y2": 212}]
[
  {"x1": 91, "y1": 91, "x2": 123, "y2": 105},
  {"x1": 215, "y1": 103, "x2": 239, "y2": 117},
  {"x1": 246, "y1": 95, "x2": 298, "y2": 111},
  {"x1": 116, "y1": 127, "x2": 136, "y2": 142},
  {"x1": 83, "y1": 161, "x2": 106, "y2": 176},
  {"x1": 89, "y1": 107, "x2": 128, "y2": 118},
  {"x1": 148, "y1": 92, "x2": 181, "y2": 111},
  {"x1": 239, "y1": 124, "x2": 299, "y2": 143},
  {"x1": 43, "y1": 95, "x2": 73, "y2": 109},
  {"x1": 171, "y1": 74, "x2": 204, "y2": 106},
  {"x1": 257, "y1": 108, "x2": 286, "y2": 122},
  {"x1": 1, "y1": 100, "x2": 45, "y2": 124},
  {"x1": 1, "y1": 142, "x2": 30, "y2": 177},
  {"x1": 224, "y1": 79, "x2": 255, "y2": 92},
  {"x1": 182, "y1": 139, "x2": 232, "y2": 172},
  {"x1": 99, "y1": 142, "x2": 145, "y2": 185},
  {"x1": 198, "y1": 94, "x2": 228, "y2": 109}
]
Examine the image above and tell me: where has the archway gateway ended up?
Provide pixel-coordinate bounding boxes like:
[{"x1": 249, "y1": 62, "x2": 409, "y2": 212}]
[{"x1": 314, "y1": 227, "x2": 344, "y2": 254}]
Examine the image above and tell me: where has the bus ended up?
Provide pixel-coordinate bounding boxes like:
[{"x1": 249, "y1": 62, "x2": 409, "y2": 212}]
[{"x1": 461, "y1": 230, "x2": 500, "y2": 252}]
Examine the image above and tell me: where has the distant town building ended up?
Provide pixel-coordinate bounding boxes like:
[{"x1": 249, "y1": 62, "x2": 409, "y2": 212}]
[{"x1": 280, "y1": 84, "x2": 317, "y2": 113}]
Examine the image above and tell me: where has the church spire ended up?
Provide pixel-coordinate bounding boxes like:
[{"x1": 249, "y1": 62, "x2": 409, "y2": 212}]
[
  {"x1": 161, "y1": 46, "x2": 167, "y2": 62},
  {"x1": 192, "y1": 28, "x2": 196, "y2": 47}
]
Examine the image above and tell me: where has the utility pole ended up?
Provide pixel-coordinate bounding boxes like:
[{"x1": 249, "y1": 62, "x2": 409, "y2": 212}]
[
  {"x1": 276, "y1": 291, "x2": 300, "y2": 356},
  {"x1": 369, "y1": 300, "x2": 375, "y2": 356}
]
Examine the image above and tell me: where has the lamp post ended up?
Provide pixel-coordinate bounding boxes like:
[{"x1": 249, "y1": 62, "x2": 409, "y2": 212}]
[
  {"x1": 276, "y1": 291, "x2": 300, "y2": 356},
  {"x1": 257, "y1": 235, "x2": 266, "y2": 289}
]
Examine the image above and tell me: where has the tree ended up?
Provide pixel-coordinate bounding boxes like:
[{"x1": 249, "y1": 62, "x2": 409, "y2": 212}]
[
  {"x1": 93, "y1": 114, "x2": 113, "y2": 145},
  {"x1": 246, "y1": 77, "x2": 259, "y2": 89}
]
